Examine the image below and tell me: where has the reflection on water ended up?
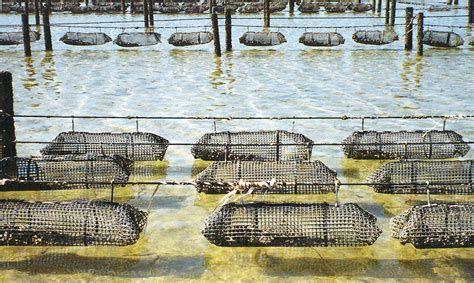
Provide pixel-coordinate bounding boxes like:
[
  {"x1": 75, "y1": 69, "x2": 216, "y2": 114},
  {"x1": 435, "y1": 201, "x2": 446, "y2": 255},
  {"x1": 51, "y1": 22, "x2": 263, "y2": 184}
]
[{"x1": 22, "y1": 57, "x2": 38, "y2": 90}]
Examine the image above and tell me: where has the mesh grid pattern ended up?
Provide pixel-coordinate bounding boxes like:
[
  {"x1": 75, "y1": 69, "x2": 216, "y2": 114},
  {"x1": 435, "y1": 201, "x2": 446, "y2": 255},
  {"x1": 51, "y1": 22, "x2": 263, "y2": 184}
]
[
  {"x1": 191, "y1": 130, "x2": 313, "y2": 161},
  {"x1": 342, "y1": 130, "x2": 470, "y2": 159},
  {"x1": 368, "y1": 160, "x2": 473, "y2": 194},
  {"x1": 202, "y1": 202, "x2": 382, "y2": 247},
  {"x1": 40, "y1": 131, "x2": 169, "y2": 161},
  {"x1": 195, "y1": 161, "x2": 338, "y2": 194},
  {"x1": 390, "y1": 203, "x2": 473, "y2": 248},
  {"x1": 0, "y1": 155, "x2": 132, "y2": 190},
  {"x1": 0, "y1": 200, "x2": 147, "y2": 246}
]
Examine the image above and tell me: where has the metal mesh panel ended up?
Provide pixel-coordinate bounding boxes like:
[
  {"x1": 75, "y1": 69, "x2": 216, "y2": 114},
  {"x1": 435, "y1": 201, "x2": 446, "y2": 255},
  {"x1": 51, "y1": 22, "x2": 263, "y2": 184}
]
[
  {"x1": 191, "y1": 130, "x2": 313, "y2": 161},
  {"x1": 40, "y1": 131, "x2": 169, "y2": 161},
  {"x1": 202, "y1": 202, "x2": 382, "y2": 247},
  {"x1": 195, "y1": 161, "x2": 338, "y2": 194},
  {"x1": 368, "y1": 160, "x2": 473, "y2": 194},
  {"x1": 0, "y1": 155, "x2": 132, "y2": 190},
  {"x1": 0, "y1": 200, "x2": 147, "y2": 246},
  {"x1": 342, "y1": 130, "x2": 470, "y2": 159},
  {"x1": 390, "y1": 203, "x2": 473, "y2": 248}
]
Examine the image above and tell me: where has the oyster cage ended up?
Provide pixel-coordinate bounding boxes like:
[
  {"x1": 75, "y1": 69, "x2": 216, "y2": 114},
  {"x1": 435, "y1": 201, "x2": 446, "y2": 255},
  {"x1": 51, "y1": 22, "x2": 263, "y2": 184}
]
[
  {"x1": 0, "y1": 200, "x2": 147, "y2": 246},
  {"x1": 191, "y1": 130, "x2": 313, "y2": 161},
  {"x1": 202, "y1": 202, "x2": 382, "y2": 247},
  {"x1": 390, "y1": 203, "x2": 473, "y2": 248},
  {"x1": 40, "y1": 131, "x2": 169, "y2": 161},
  {"x1": 368, "y1": 160, "x2": 473, "y2": 194},
  {"x1": 0, "y1": 155, "x2": 132, "y2": 190},
  {"x1": 342, "y1": 130, "x2": 470, "y2": 159},
  {"x1": 195, "y1": 160, "x2": 338, "y2": 194}
]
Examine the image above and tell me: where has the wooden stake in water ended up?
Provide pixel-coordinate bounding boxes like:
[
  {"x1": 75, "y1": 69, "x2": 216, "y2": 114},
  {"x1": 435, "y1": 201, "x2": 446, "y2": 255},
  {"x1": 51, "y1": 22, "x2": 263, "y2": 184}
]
[
  {"x1": 377, "y1": 0, "x2": 382, "y2": 14},
  {"x1": 385, "y1": 0, "x2": 390, "y2": 25},
  {"x1": 225, "y1": 8, "x2": 232, "y2": 52},
  {"x1": 212, "y1": 9, "x2": 221, "y2": 57},
  {"x1": 417, "y1": 12, "x2": 424, "y2": 56},
  {"x1": 264, "y1": 0, "x2": 270, "y2": 28},
  {"x1": 390, "y1": 0, "x2": 396, "y2": 27},
  {"x1": 143, "y1": 0, "x2": 149, "y2": 28},
  {"x1": 148, "y1": 0, "x2": 154, "y2": 27},
  {"x1": 0, "y1": 71, "x2": 17, "y2": 158},
  {"x1": 469, "y1": 0, "x2": 474, "y2": 24},
  {"x1": 372, "y1": 0, "x2": 376, "y2": 13},
  {"x1": 289, "y1": 0, "x2": 294, "y2": 14},
  {"x1": 121, "y1": 0, "x2": 126, "y2": 13},
  {"x1": 42, "y1": 8, "x2": 52, "y2": 51},
  {"x1": 34, "y1": 0, "x2": 40, "y2": 26},
  {"x1": 22, "y1": 13, "x2": 31, "y2": 57},
  {"x1": 405, "y1": 7, "x2": 413, "y2": 50}
]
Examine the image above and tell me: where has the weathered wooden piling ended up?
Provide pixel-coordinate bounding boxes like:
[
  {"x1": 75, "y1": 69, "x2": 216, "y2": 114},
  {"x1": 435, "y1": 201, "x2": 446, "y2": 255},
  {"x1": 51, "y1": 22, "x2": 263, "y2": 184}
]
[
  {"x1": 372, "y1": 0, "x2": 376, "y2": 12},
  {"x1": 34, "y1": 0, "x2": 40, "y2": 26},
  {"x1": 377, "y1": 0, "x2": 382, "y2": 14},
  {"x1": 390, "y1": 0, "x2": 397, "y2": 27},
  {"x1": 211, "y1": 10, "x2": 221, "y2": 57},
  {"x1": 143, "y1": 0, "x2": 149, "y2": 28},
  {"x1": 0, "y1": 71, "x2": 17, "y2": 158},
  {"x1": 469, "y1": 0, "x2": 474, "y2": 24},
  {"x1": 131, "y1": 0, "x2": 135, "y2": 13},
  {"x1": 22, "y1": 14, "x2": 32, "y2": 57},
  {"x1": 121, "y1": 0, "x2": 126, "y2": 13},
  {"x1": 42, "y1": 7, "x2": 53, "y2": 51},
  {"x1": 417, "y1": 12, "x2": 423, "y2": 56},
  {"x1": 264, "y1": 0, "x2": 270, "y2": 28},
  {"x1": 385, "y1": 0, "x2": 390, "y2": 25},
  {"x1": 405, "y1": 7, "x2": 413, "y2": 50},
  {"x1": 225, "y1": 8, "x2": 232, "y2": 52},
  {"x1": 289, "y1": 0, "x2": 295, "y2": 14},
  {"x1": 148, "y1": 0, "x2": 154, "y2": 26}
]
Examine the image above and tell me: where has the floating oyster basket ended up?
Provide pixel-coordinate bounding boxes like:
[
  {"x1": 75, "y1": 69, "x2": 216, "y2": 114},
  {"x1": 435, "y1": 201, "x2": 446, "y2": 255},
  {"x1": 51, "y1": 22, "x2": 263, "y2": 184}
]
[
  {"x1": 0, "y1": 200, "x2": 147, "y2": 246},
  {"x1": 195, "y1": 160, "x2": 338, "y2": 194},
  {"x1": 390, "y1": 203, "x2": 473, "y2": 248},
  {"x1": 202, "y1": 202, "x2": 382, "y2": 247},
  {"x1": 342, "y1": 130, "x2": 470, "y2": 159},
  {"x1": 41, "y1": 131, "x2": 169, "y2": 161},
  {"x1": 368, "y1": 160, "x2": 474, "y2": 194},
  {"x1": 191, "y1": 130, "x2": 313, "y2": 161}
]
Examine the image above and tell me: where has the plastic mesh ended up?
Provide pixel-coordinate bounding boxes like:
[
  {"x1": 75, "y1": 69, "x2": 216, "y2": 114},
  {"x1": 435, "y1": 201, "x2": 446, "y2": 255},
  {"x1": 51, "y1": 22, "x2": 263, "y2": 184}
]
[
  {"x1": 368, "y1": 160, "x2": 473, "y2": 194},
  {"x1": 202, "y1": 202, "x2": 382, "y2": 247},
  {"x1": 195, "y1": 161, "x2": 338, "y2": 194},
  {"x1": 40, "y1": 131, "x2": 169, "y2": 161},
  {"x1": 191, "y1": 130, "x2": 313, "y2": 161},
  {"x1": 0, "y1": 200, "x2": 147, "y2": 246},
  {"x1": 390, "y1": 203, "x2": 473, "y2": 248},
  {"x1": 0, "y1": 155, "x2": 132, "y2": 190},
  {"x1": 342, "y1": 130, "x2": 470, "y2": 159}
]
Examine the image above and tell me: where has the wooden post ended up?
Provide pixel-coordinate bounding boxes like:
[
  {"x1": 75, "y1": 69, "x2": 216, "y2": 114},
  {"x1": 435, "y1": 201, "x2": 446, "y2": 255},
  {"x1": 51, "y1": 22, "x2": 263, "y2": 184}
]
[
  {"x1": 121, "y1": 0, "x2": 126, "y2": 13},
  {"x1": 377, "y1": 0, "x2": 382, "y2": 14},
  {"x1": 372, "y1": 0, "x2": 375, "y2": 13},
  {"x1": 417, "y1": 12, "x2": 423, "y2": 56},
  {"x1": 390, "y1": 0, "x2": 396, "y2": 27},
  {"x1": 148, "y1": 0, "x2": 154, "y2": 26},
  {"x1": 0, "y1": 72, "x2": 17, "y2": 158},
  {"x1": 469, "y1": 0, "x2": 474, "y2": 24},
  {"x1": 34, "y1": 0, "x2": 40, "y2": 26},
  {"x1": 22, "y1": 14, "x2": 31, "y2": 57},
  {"x1": 404, "y1": 7, "x2": 413, "y2": 50},
  {"x1": 46, "y1": 0, "x2": 51, "y2": 13},
  {"x1": 42, "y1": 7, "x2": 52, "y2": 51},
  {"x1": 289, "y1": 0, "x2": 294, "y2": 14},
  {"x1": 211, "y1": 10, "x2": 221, "y2": 57},
  {"x1": 130, "y1": 0, "x2": 134, "y2": 13},
  {"x1": 264, "y1": 0, "x2": 270, "y2": 28},
  {"x1": 225, "y1": 8, "x2": 232, "y2": 52},
  {"x1": 454, "y1": 0, "x2": 458, "y2": 4},
  {"x1": 24, "y1": 0, "x2": 29, "y2": 15},
  {"x1": 385, "y1": 0, "x2": 390, "y2": 25},
  {"x1": 143, "y1": 0, "x2": 149, "y2": 28}
]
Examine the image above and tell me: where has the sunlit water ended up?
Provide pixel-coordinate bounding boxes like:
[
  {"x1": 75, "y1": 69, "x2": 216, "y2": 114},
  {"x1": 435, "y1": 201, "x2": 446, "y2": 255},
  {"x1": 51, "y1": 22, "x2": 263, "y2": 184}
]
[{"x1": 0, "y1": 3, "x2": 474, "y2": 281}]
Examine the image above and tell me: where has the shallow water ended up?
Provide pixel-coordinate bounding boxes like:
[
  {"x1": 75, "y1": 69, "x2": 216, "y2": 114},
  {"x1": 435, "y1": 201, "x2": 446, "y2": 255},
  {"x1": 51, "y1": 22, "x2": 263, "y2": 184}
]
[{"x1": 0, "y1": 4, "x2": 474, "y2": 281}]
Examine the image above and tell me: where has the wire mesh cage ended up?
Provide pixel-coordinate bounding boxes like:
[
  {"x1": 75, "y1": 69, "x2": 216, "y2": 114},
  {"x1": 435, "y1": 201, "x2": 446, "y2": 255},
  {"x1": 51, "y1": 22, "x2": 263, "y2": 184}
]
[
  {"x1": 342, "y1": 130, "x2": 470, "y2": 159},
  {"x1": 40, "y1": 131, "x2": 169, "y2": 161},
  {"x1": 202, "y1": 202, "x2": 382, "y2": 247},
  {"x1": 191, "y1": 130, "x2": 313, "y2": 161},
  {"x1": 0, "y1": 154, "x2": 132, "y2": 190},
  {"x1": 195, "y1": 161, "x2": 338, "y2": 194},
  {"x1": 0, "y1": 200, "x2": 147, "y2": 246},
  {"x1": 390, "y1": 203, "x2": 473, "y2": 248},
  {"x1": 368, "y1": 160, "x2": 473, "y2": 194}
]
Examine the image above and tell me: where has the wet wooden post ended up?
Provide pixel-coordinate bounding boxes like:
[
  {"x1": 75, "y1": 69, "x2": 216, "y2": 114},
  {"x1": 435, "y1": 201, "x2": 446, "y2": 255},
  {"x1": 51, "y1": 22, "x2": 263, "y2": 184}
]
[
  {"x1": 289, "y1": 0, "x2": 294, "y2": 14},
  {"x1": 225, "y1": 8, "x2": 232, "y2": 52},
  {"x1": 469, "y1": 0, "x2": 474, "y2": 24},
  {"x1": 372, "y1": 0, "x2": 375, "y2": 13},
  {"x1": 121, "y1": 0, "x2": 126, "y2": 13},
  {"x1": 34, "y1": 0, "x2": 40, "y2": 26},
  {"x1": 0, "y1": 71, "x2": 17, "y2": 158},
  {"x1": 22, "y1": 14, "x2": 32, "y2": 57},
  {"x1": 211, "y1": 7, "x2": 221, "y2": 57},
  {"x1": 143, "y1": 0, "x2": 149, "y2": 28},
  {"x1": 148, "y1": 0, "x2": 154, "y2": 27},
  {"x1": 42, "y1": 5, "x2": 53, "y2": 51},
  {"x1": 390, "y1": 0, "x2": 396, "y2": 27},
  {"x1": 417, "y1": 12, "x2": 423, "y2": 56},
  {"x1": 405, "y1": 7, "x2": 413, "y2": 50},
  {"x1": 264, "y1": 0, "x2": 270, "y2": 28},
  {"x1": 385, "y1": 0, "x2": 390, "y2": 25},
  {"x1": 377, "y1": 0, "x2": 382, "y2": 14},
  {"x1": 130, "y1": 0, "x2": 135, "y2": 13}
]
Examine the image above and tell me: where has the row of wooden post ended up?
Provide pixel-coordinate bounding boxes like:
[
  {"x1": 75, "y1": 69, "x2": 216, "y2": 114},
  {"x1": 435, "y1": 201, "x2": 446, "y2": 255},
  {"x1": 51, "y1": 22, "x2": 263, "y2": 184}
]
[{"x1": 21, "y1": 0, "x2": 53, "y2": 56}]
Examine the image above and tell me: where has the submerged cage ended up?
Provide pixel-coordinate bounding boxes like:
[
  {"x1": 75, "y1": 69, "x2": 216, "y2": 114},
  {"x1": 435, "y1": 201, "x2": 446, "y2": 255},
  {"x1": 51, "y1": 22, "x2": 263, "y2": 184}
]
[
  {"x1": 368, "y1": 160, "x2": 473, "y2": 194},
  {"x1": 390, "y1": 203, "x2": 473, "y2": 248},
  {"x1": 0, "y1": 200, "x2": 147, "y2": 246},
  {"x1": 191, "y1": 130, "x2": 313, "y2": 161},
  {"x1": 40, "y1": 131, "x2": 169, "y2": 161},
  {"x1": 0, "y1": 155, "x2": 132, "y2": 190},
  {"x1": 342, "y1": 130, "x2": 470, "y2": 159},
  {"x1": 202, "y1": 202, "x2": 382, "y2": 247},
  {"x1": 195, "y1": 161, "x2": 338, "y2": 194}
]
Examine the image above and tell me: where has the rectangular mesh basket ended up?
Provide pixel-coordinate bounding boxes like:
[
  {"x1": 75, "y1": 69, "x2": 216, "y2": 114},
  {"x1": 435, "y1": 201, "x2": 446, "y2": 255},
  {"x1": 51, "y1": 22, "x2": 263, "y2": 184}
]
[
  {"x1": 202, "y1": 202, "x2": 382, "y2": 247},
  {"x1": 0, "y1": 200, "x2": 147, "y2": 246},
  {"x1": 0, "y1": 155, "x2": 132, "y2": 190},
  {"x1": 191, "y1": 130, "x2": 313, "y2": 161},
  {"x1": 195, "y1": 161, "x2": 338, "y2": 194},
  {"x1": 390, "y1": 203, "x2": 473, "y2": 248},
  {"x1": 40, "y1": 131, "x2": 169, "y2": 161},
  {"x1": 342, "y1": 130, "x2": 470, "y2": 159},
  {"x1": 368, "y1": 160, "x2": 473, "y2": 194}
]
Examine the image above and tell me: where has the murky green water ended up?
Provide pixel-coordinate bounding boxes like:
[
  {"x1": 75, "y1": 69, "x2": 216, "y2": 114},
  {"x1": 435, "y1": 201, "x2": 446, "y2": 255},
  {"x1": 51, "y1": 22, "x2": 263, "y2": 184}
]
[{"x1": 0, "y1": 4, "x2": 474, "y2": 281}]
